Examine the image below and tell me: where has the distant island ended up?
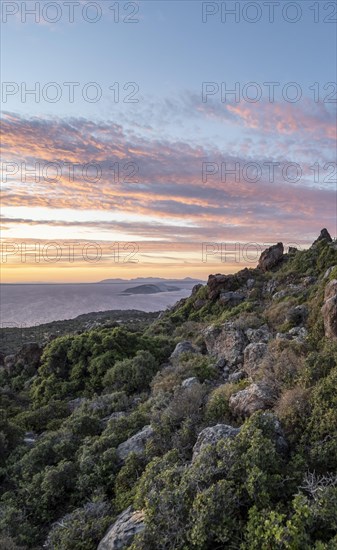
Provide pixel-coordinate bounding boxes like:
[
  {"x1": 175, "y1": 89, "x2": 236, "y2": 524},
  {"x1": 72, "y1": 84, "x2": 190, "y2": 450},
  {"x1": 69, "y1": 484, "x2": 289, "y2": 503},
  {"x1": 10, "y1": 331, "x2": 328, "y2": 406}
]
[
  {"x1": 121, "y1": 283, "x2": 180, "y2": 295},
  {"x1": 0, "y1": 277, "x2": 205, "y2": 328}
]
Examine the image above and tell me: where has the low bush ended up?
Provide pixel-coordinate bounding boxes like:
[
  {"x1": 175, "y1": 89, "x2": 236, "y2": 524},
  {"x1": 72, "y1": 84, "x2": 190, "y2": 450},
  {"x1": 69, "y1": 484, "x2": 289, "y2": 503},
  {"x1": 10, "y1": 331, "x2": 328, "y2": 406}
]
[{"x1": 205, "y1": 380, "x2": 249, "y2": 424}]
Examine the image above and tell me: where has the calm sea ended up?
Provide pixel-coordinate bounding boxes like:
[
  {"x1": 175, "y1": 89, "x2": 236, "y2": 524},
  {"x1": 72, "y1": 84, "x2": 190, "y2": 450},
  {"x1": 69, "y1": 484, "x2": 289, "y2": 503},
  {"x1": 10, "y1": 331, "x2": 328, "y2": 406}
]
[{"x1": 0, "y1": 282, "x2": 194, "y2": 327}]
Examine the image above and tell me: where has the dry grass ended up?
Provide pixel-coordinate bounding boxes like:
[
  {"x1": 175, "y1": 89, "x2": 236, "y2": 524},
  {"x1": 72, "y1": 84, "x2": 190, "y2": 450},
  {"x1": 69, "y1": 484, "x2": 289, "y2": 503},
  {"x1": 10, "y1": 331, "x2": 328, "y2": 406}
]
[
  {"x1": 275, "y1": 386, "x2": 311, "y2": 441},
  {"x1": 255, "y1": 340, "x2": 305, "y2": 393},
  {"x1": 264, "y1": 298, "x2": 297, "y2": 330}
]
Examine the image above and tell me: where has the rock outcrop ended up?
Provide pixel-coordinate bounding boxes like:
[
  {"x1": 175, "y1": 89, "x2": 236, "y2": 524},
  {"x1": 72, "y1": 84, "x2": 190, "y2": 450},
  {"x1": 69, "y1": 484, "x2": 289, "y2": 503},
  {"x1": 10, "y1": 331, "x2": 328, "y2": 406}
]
[
  {"x1": 192, "y1": 283, "x2": 203, "y2": 295},
  {"x1": 286, "y1": 305, "x2": 308, "y2": 326},
  {"x1": 203, "y1": 322, "x2": 247, "y2": 369},
  {"x1": 229, "y1": 383, "x2": 275, "y2": 417},
  {"x1": 207, "y1": 268, "x2": 252, "y2": 301},
  {"x1": 169, "y1": 341, "x2": 197, "y2": 362},
  {"x1": 207, "y1": 274, "x2": 235, "y2": 301},
  {"x1": 312, "y1": 228, "x2": 332, "y2": 246},
  {"x1": 3, "y1": 342, "x2": 42, "y2": 376},
  {"x1": 322, "y1": 279, "x2": 337, "y2": 339},
  {"x1": 258, "y1": 243, "x2": 284, "y2": 272},
  {"x1": 272, "y1": 284, "x2": 306, "y2": 301},
  {"x1": 192, "y1": 424, "x2": 240, "y2": 461},
  {"x1": 288, "y1": 326, "x2": 308, "y2": 342},
  {"x1": 219, "y1": 291, "x2": 245, "y2": 307},
  {"x1": 193, "y1": 298, "x2": 207, "y2": 310},
  {"x1": 243, "y1": 343, "x2": 268, "y2": 377},
  {"x1": 245, "y1": 325, "x2": 271, "y2": 344},
  {"x1": 116, "y1": 426, "x2": 154, "y2": 461},
  {"x1": 324, "y1": 265, "x2": 337, "y2": 279},
  {"x1": 98, "y1": 507, "x2": 145, "y2": 550},
  {"x1": 181, "y1": 377, "x2": 198, "y2": 388}
]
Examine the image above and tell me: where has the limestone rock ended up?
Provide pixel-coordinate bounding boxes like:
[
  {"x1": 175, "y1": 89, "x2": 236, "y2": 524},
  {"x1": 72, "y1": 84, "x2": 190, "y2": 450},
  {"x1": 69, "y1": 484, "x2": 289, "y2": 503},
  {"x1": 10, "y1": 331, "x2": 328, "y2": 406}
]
[
  {"x1": 286, "y1": 305, "x2": 308, "y2": 326},
  {"x1": 245, "y1": 325, "x2": 271, "y2": 344},
  {"x1": 288, "y1": 326, "x2": 308, "y2": 342},
  {"x1": 324, "y1": 265, "x2": 337, "y2": 279},
  {"x1": 207, "y1": 268, "x2": 252, "y2": 301},
  {"x1": 192, "y1": 424, "x2": 240, "y2": 461},
  {"x1": 324, "y1": 279, "x2": 337, "y2": 301},
  {"x1": 181, "y1": 377, "x2": 198, "y2": 389},
  {"x1": 322, "y1": 279, "x2": 337, "y2": 339},
  {"x1": 258, "y1": 243, "x2": 284, "y2": 272},
  {"x1": 116, "y1": 426, "x2": 154, "y2": 461},
  {"x1": 169, "y1": 341, "x2": 197, "y2": 362},
  {"x1": 192, "y1": 283, "x2": 203, "y2": 295},
  {"x1": 246, "y1": 278, "x2": 255, "y2": 289},
  {"x1": 276, "y1": 332, "x2": 292, "y2": 341},
  {"x1": 203, "y1": 322, "x2": 247, "y2": 368},
  {"x1": 229, "y1": 383, "x2": 275, "y2": 417},
  {"x1": 228, "y1": 371, "x2": 246, "y2": 383},
  {"x1": 272, "y1": 284, "x2": 305, "y2": 301},
  {"x1": 193, "y1": 298, "x2": 207, "y2": 310},
  {"x1": 4, "y1": 342, "x2": 42, "y2": 376},
  {"x1": 207, "y1": 274, "x2": 237, "y2": 301},
  {"x1": 312, "y1": 228, "x2": 332, "y2": 246},
  {"x1": 97, "y1": 507, "x2": 145, "y2": 550},
  {"x1": 243, "y1": 343, "x2": 268, "y2": 376},
  {"x1": 219, "y1": 291, "x2": 245, "y2": 307},
  {"x1": 263, "y1": 279, "x2": 278, "y2": 296}
]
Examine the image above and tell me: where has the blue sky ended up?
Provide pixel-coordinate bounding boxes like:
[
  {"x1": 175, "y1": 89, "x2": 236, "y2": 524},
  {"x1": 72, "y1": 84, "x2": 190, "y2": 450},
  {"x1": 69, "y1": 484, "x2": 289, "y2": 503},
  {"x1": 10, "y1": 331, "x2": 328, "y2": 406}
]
[{"x1": 3, "y1": 1, "x2": 335, "y2": 117}]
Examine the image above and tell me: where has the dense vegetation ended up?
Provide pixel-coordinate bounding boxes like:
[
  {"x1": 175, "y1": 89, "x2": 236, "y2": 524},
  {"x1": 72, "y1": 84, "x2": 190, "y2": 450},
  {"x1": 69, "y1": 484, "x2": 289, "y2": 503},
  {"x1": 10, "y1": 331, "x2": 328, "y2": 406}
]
[
  {"x1": 0, "y1": 309, "x2": 159, "y2": 356},
  {"x1": 0, "y1": 237, "x2": 337, "y2": 549}
]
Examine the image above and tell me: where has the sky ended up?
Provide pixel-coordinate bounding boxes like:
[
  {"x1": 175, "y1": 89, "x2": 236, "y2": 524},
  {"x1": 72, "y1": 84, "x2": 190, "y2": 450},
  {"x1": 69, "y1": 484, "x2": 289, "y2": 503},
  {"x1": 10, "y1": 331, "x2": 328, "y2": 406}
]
[{"x1": 1, "y1": 0, "x2": 336, "y2": 282}]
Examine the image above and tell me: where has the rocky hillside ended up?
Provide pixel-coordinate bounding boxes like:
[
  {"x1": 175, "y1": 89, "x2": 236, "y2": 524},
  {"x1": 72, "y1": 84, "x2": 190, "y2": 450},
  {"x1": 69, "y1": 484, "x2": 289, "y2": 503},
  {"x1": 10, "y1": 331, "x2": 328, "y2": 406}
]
[{"x1": 0, "y1": 229, "x2": 337, "y2": 549}]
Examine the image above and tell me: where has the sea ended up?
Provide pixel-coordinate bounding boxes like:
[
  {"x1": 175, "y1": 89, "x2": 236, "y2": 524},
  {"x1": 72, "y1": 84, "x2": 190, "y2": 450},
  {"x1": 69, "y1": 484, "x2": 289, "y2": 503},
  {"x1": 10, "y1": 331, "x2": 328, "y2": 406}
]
[{"x1": 0, "y1": 281, "x2": 198, "y2": 327}]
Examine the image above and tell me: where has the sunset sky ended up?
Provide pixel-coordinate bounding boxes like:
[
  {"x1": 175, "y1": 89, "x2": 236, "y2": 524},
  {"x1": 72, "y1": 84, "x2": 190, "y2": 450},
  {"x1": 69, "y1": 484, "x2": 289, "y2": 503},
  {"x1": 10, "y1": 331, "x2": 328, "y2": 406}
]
[{"x1": 1, "y1": 0, "x2": 336, "y2": 282}]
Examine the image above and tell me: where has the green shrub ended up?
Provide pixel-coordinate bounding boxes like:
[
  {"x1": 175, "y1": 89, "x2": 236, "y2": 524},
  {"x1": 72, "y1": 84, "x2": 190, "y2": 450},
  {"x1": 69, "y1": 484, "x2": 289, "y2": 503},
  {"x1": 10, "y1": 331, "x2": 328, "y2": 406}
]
[
  {"x1": 302, "y1": 367, "x2": 337, "y2": 471},
  {"x1": 150, "y1": 383, "x2": 207, "y2": 457},
  {"x1": 45, "y1": 498, "x2": 112, "y2": 550},
  {"x1": 103, "y1": 350, "x2": 158, "y2": 394},
  {"x1": 30, "y1": 328, "x2": 172, "y2": 406},
  {"x1": 13, "y1": 400, "x2": 70, "y2": 433},
  {"x1": 205, "y1": 381, "x2": 248, "y2": 424},
  {"x1": 177, "y1": 353, "x2": 217, "y2": 382},
  {"x1": 114, "y1": 453, "x2": 146, "y2": 512}
]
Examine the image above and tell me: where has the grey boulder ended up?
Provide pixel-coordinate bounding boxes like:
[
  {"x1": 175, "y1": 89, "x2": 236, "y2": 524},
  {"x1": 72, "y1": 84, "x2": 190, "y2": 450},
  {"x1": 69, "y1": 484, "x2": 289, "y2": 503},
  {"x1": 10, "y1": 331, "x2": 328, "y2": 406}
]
[
  {"x1": 192, "y1": 424, "x2": 240, "y2": 461},
  {"x1": 97, "y1": 507, "x2": 145, "y2": 550},
  {"x1": 116, "y1": 426, "x2": 154, "y2": 461},
  {"x1": 229, "y1": 383, "x2": 275, "y2": 417}
]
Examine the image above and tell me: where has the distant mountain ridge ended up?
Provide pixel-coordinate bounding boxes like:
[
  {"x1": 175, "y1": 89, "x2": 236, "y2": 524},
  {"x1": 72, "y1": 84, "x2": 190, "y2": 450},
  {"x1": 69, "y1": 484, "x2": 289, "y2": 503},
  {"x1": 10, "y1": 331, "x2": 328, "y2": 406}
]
[{"x1": 98, "y1": 277, "x2": 204, "y2": 284}]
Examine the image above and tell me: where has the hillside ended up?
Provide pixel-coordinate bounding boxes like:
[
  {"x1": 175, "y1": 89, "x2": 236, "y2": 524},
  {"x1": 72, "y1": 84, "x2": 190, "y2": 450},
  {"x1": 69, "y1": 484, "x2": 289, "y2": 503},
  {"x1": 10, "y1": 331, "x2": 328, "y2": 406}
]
[{"x1": 0, "y1": 229, "x2": 337, "y2": 549}]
